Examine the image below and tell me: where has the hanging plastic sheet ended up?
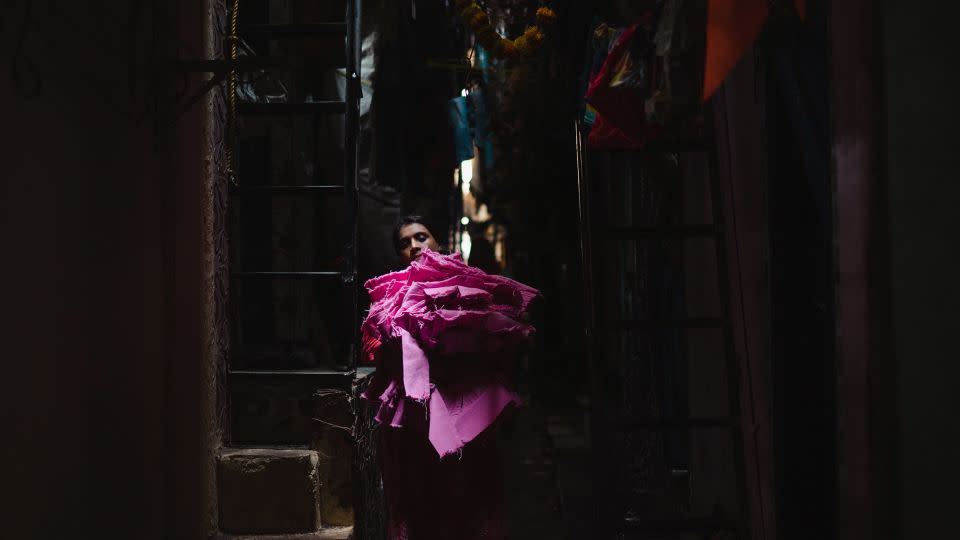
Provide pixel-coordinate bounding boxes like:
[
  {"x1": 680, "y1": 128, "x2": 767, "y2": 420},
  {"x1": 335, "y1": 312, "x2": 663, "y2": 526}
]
[
  {"x1": 448, "y1": 96, "x2": 475, "y2": 163},
  {"x1": 469, "y1": 88, "x2": 495, "y2": 171},
  {"x1": 585, "y1": 25, "x2": 663, "y2": 149}
]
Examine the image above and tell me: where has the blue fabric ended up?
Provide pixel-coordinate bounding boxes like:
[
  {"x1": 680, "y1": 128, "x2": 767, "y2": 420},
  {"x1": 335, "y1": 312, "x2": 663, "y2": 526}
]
[
  {"x1": 448, "y1": 96, "x2": 475, "y2": 162},
  {"x1": 580, "y1": 22, "x2": 617, "y2": 131},
  {"x1": 469, "y1": 88, "x2": 495, "y2": 171},
  {"x1": 476, "y1": 45, "x2": 491, "y2": 84}
]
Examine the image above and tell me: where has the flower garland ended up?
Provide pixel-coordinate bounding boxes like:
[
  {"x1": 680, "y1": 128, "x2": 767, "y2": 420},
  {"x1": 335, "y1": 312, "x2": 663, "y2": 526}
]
[{"x1": 454, "y1": 1, "x2": 557, "y2": 59}]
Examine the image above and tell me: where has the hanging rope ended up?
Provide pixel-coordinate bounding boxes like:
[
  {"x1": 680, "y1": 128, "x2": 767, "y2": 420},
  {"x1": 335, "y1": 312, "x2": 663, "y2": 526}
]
[{"x1": 226, "y1": 0, "x2": 240, "y2": 185}]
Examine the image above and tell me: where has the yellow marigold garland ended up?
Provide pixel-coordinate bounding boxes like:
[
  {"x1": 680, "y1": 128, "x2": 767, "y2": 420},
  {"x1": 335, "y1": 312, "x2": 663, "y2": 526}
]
[{"x1": 454, "y1": 1, "x2": 557, "y2": 59}]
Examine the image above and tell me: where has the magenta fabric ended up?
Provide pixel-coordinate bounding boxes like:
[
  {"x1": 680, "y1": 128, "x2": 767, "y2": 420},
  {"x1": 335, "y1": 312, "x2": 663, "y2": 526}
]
[{"x1": 360, "y1": 249, "x2": 538, "y2": 457}]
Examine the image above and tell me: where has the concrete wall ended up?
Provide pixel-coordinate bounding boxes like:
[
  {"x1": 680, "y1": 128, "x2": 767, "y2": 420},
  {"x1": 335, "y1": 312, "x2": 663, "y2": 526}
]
[
  {"x1": 833, "y1": 1, "x2": 960, "y2": 538},
  {"x1": 881, "y1": 1, "x2": 960, "y2": 538},
  {"x1": 1, "y1": 2, "x2": 217, "y2": 538}
]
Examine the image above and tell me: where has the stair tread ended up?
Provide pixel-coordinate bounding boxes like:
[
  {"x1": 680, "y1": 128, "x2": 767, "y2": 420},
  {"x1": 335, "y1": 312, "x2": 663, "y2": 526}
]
[{"x1": 219, "y1": 526, "x2": 352, "y2": 540}]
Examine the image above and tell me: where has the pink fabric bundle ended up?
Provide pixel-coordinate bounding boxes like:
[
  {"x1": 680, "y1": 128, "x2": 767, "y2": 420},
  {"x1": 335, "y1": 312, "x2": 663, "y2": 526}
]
[{"x1": 361, "y1": 249, "x2": 538, "y2": 457}]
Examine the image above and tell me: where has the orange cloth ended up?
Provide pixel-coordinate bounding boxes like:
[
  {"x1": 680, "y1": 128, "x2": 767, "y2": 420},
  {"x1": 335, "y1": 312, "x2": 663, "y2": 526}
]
[
  {"x1": 703, "y1": 0, "x2": 806, "y2": 100},
  {"x1": 703, "y1": 0, "x2": 768, "y2": 100}
]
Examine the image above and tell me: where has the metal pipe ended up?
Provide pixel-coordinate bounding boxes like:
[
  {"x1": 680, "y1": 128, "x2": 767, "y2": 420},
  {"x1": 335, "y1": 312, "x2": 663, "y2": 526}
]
[
  {"x1": 706, "y1": 104, "x2": 752, "y2": 540},
  {"x1": 342, "y1": 0, "x2": 361, "y2": 370}
]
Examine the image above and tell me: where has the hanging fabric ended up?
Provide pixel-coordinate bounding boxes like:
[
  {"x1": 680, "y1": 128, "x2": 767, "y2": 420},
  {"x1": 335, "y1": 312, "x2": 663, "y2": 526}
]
[
  {"x1": 585, "y1": 25, "x2": 663, "y2": 149},
  {"x1": 702, "y1": 0, "x2": 768, "y2": 100},
  {"x1": 703, "y1": 0, "x2": 806, "y2": 100},
  {"x1": 448, "y1": 96, "x2": 475, "y2": 163}
]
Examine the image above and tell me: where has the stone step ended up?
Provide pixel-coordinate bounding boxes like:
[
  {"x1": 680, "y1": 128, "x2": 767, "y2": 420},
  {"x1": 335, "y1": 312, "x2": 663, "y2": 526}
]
[
  {"x1": 218, "y1": 527, "x2": 353, "y2": 540},
  {"x1": 218, "y1": 448, "x2": 322, "y2": 534}
]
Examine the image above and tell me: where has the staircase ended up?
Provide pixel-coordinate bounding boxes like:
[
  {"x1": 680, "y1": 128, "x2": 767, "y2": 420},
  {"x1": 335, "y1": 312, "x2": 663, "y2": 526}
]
[{"x1": 185, "y1": 0, "x2": 373, "y2": 537}]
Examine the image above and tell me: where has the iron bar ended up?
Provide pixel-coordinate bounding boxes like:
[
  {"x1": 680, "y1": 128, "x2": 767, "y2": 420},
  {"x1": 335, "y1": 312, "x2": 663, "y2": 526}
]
[
  {"x1": 574, "y1": 117, "x2": 616, "y2": 537},
  {"x1": 238, "y1": 101, "x2": 346, "y2": 115},
  {"x1": 230, "y1": 271, "x2": 341, "y2": 279},
  {"x1": 229, "y1": 369, "x2": 355, "y2": 389},
  {"x1": 176, "y1": 57, "x2": 290, "y2": 73},
  {"x1": 240, "y1": 22, "x2": 348, "y2": 37},
  {"x1": 595, "y1": 137, "x2": 713, "y2": 154},
  {"x1": 603, "y1": 224, "x2": 721, "y2": 239},
  {"x1": 344, "y1": 3, "x2": 366, "y2": 538},
  {"x1": 620, "y1": 516, "x2": 738, "y2": 533},
  {"x1": 617, "y1": 416, "x2": 738, "y2": 430},
  {"x1": 342, "y1": 0, "x2": 361, "y2": 370},
  {"x1": 638, "y1": 137, "x2": 713, "y2": 153},
  {"x1": 176, "y1": 71, "x2": 228, "y2": 118},
  {"x1": 229, "y1": 369, "x2": 354, "y2": 378},
  {"x1": 604, "y1": 317, "x2": 727, "y2": 331},
  {"x1": 706, "y1": 105, "x2": 752, "y2": 540},
  {"x1": 229, "y1": 185, "x2": 343, "y2": 195}
]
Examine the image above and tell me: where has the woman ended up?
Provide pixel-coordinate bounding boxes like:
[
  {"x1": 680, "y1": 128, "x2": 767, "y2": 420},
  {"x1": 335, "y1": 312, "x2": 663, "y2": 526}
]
[
  {"x1": 393, "y1": 214, "x2": 441, "y2": 264},
  {"x1": 361, "y1": 216, "x2": 538, "y2": 539}
]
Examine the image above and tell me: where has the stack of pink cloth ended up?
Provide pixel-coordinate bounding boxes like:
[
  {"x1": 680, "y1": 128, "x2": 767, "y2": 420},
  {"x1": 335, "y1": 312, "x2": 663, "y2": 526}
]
[{"x1": 360, "y1": 249, "x2": 538, "y2": 457}]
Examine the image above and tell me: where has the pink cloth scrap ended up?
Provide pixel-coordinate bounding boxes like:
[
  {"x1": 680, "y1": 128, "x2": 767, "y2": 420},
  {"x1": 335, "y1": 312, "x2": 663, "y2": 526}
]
[{"x1": 360, "y1": 250, "x2": 538, "y2": 457}]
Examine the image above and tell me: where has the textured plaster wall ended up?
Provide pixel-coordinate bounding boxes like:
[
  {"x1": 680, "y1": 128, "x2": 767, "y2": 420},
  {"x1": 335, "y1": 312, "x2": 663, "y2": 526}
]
[{"x1": 1, "y1": 2, "x2": 217, "y2": 538}]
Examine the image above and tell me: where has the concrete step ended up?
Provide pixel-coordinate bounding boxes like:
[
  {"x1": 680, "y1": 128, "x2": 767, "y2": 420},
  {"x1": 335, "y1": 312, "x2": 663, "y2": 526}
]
[
  {"x1": 218, "y1": 448, "x2": 322, "y2": 534},
  {"x1": 218, "y1": 527, "x2": 353, "y2": 540}
]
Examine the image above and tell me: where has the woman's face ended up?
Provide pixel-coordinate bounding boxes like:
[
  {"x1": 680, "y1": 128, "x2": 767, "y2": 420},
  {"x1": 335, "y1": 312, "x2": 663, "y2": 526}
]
[{"x1": 397, "y1": 222, "x2": 439, "y2": 264}]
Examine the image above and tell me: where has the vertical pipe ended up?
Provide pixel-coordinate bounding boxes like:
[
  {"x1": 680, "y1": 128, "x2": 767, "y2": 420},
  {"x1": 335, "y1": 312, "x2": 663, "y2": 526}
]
[
  {"x1": 574, "y1": 119, "x2": 596, "y2": 385},
  {"x1": 706, "y1": 105, "x2": 752, "y2": 540},
  {"x1": 831, "y1": 1, "x2": 897, "y2": 538},
  {"x1": 574, "y1": 118, "x2": 608, "y2": 537},
  {"x1": 343, "y1": 0, "x2": 361, "y2": 369},
  {"x1": 347, "y1": 4, "x2": 373, "y2": 539}
]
